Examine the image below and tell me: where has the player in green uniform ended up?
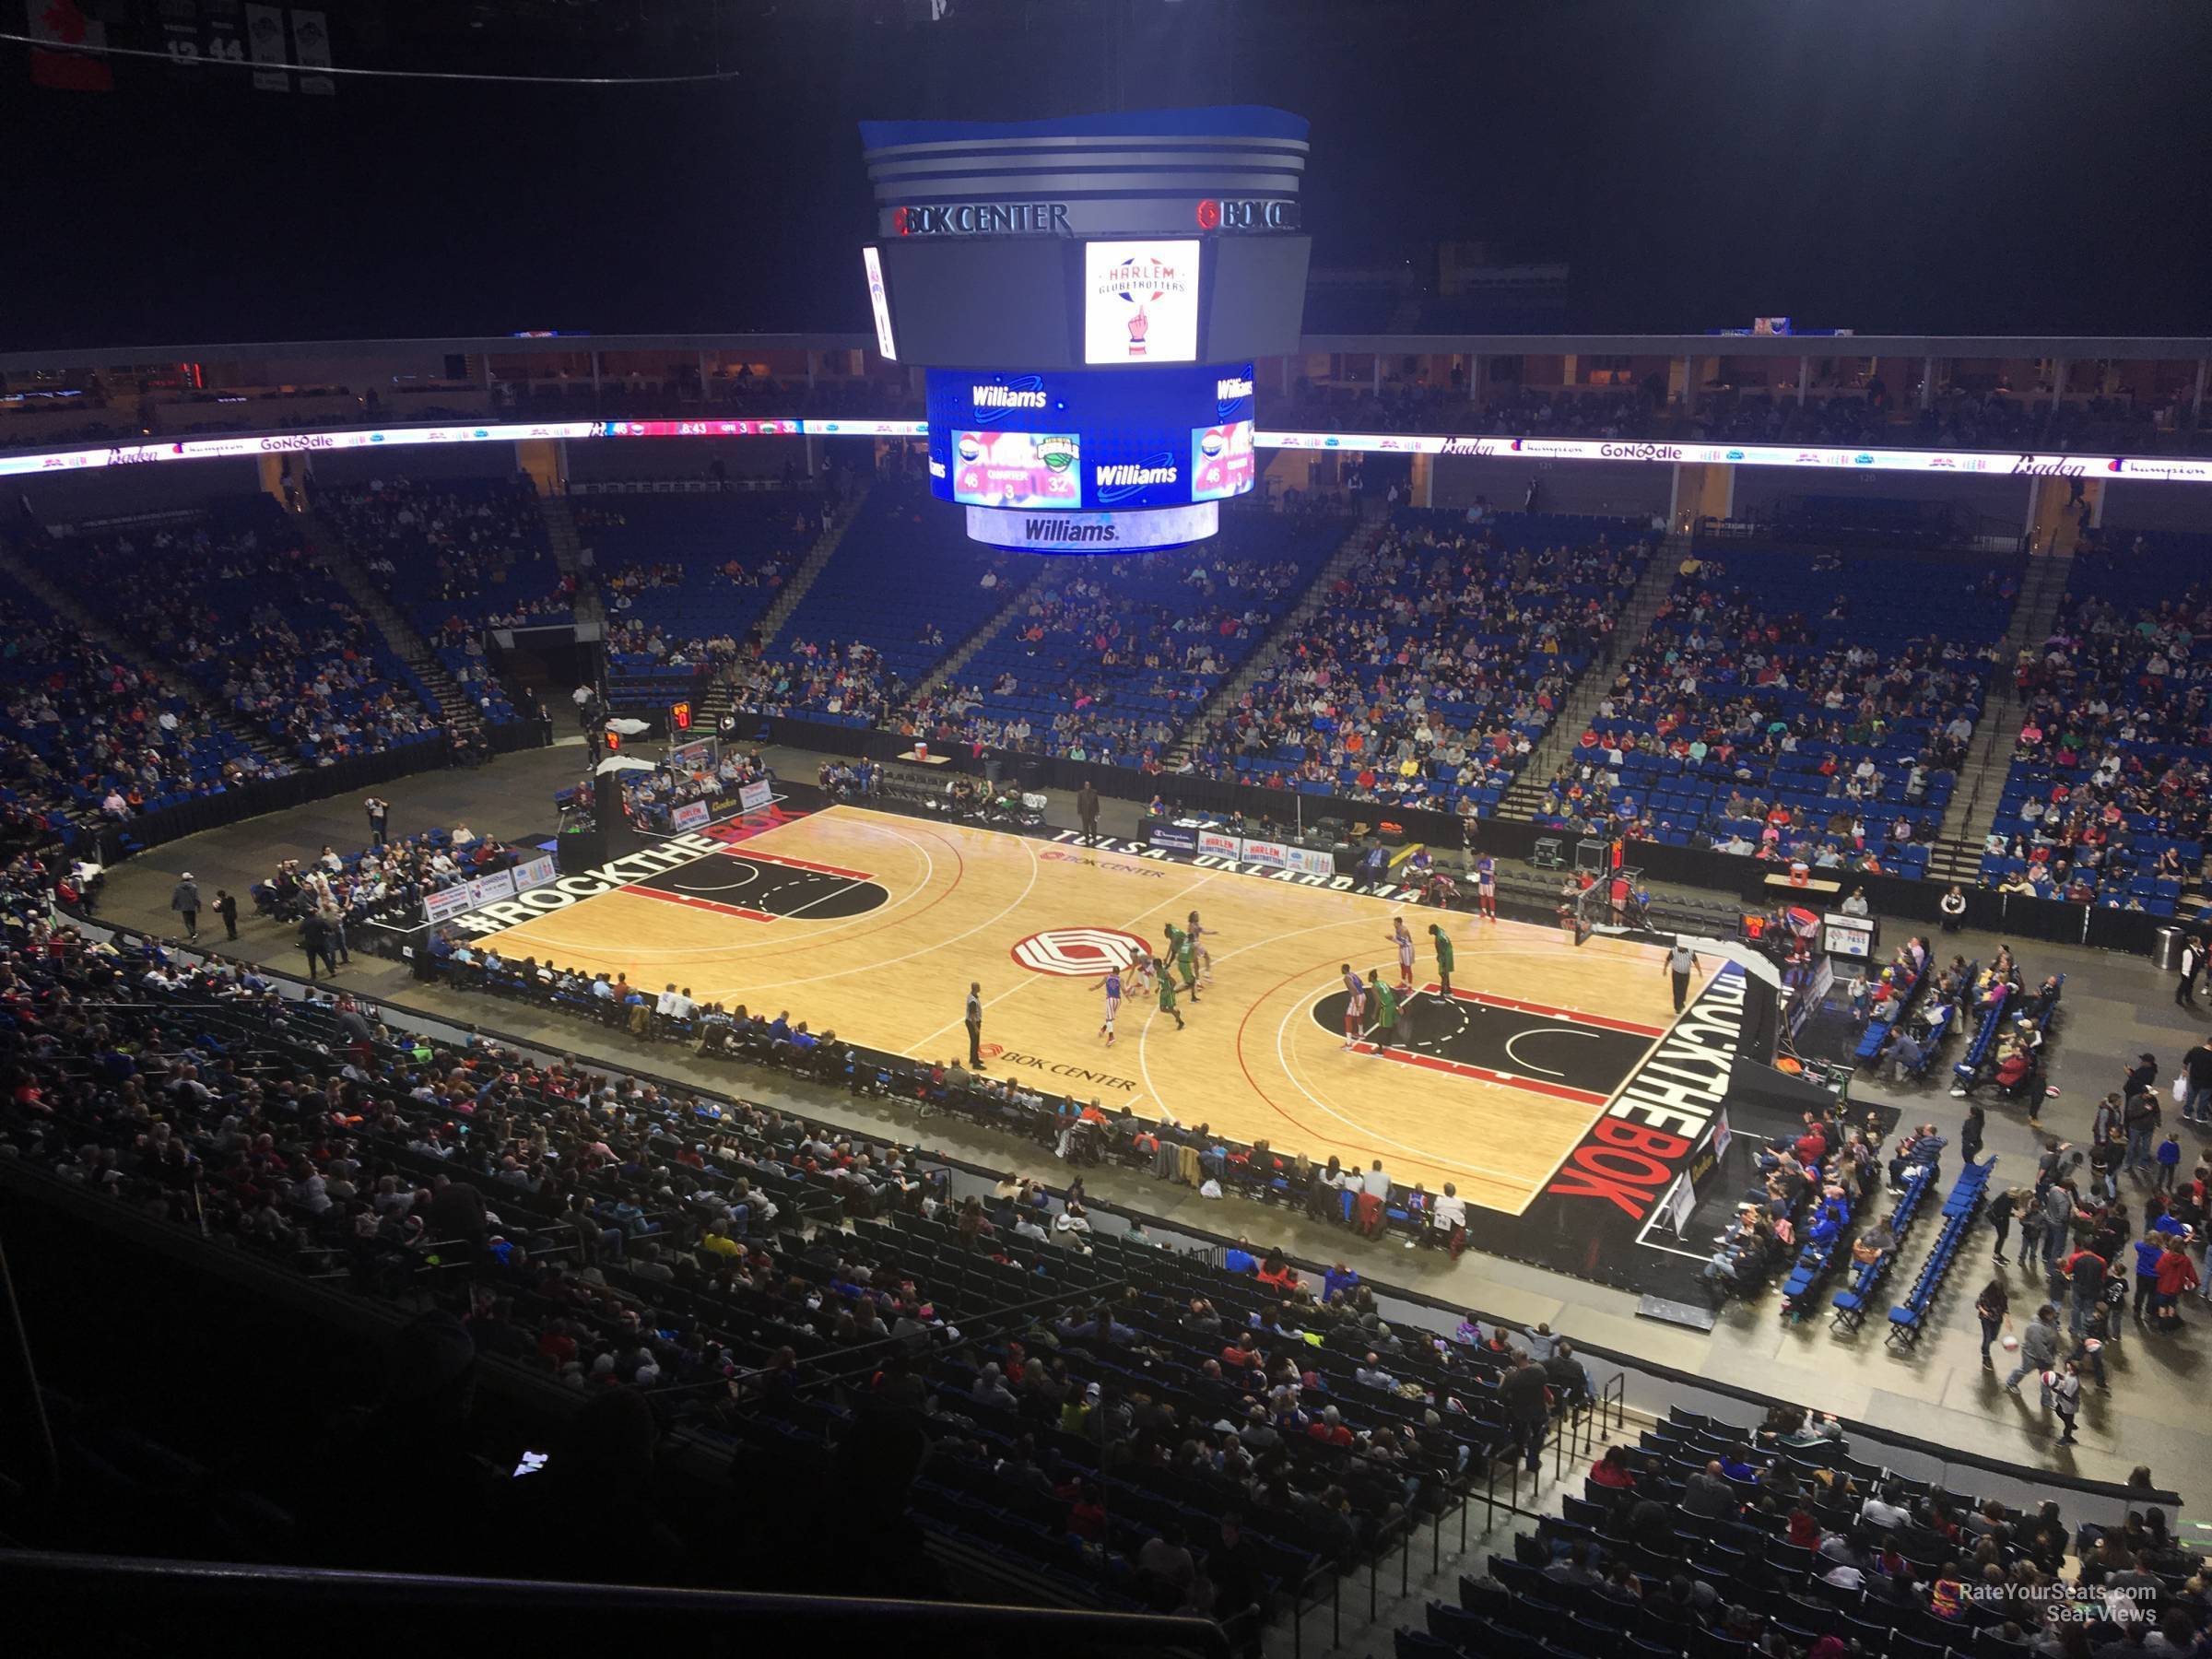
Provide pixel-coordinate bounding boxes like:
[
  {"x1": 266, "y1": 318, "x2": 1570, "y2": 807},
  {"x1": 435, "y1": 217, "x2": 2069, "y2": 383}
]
[
  {"x1": 1365, "y1": 967, "x2": 1399, "y2": 1054},
  {"x1": 1164, "y1": 921, "x2": 1201, "y2": 1001},
  {"x1": 1154, "y1": 959, "x2": 1185, "y2": 1029},
  {"x1": 1429, "y1": 924, "x2": 1455, "y2": 995}
]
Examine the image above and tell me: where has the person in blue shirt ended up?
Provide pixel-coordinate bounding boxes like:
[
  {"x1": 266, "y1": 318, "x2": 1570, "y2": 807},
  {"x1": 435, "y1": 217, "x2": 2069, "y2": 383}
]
[
  {"x1": 2135, "y1": 1233, "x2": 2168, "y2": 1323},
  {"x1": 2156, "y1": 1131, "x2": 2182, "y2": 1192}
]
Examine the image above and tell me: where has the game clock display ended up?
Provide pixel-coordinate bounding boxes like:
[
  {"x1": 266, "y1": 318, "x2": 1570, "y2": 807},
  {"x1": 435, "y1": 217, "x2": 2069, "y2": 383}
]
[{"x1": 924, "y1": 362, "x2": 1255, "y2": 513}]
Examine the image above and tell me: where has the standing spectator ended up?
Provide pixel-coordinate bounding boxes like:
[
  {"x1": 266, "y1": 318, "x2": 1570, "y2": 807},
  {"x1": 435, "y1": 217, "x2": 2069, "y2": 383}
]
[
  {"x1": 1988, "y1": 1185, "x2": 2018, "y2": 1265},
  {"x1": 1498, "y1": 1352, "x2": 1551, "y2": 1476},
  {"x1": 2178, "y1": 935, "x2": 2203, "y2": 1008},
  {"x1": 2157, "y1": 1132, "x2": 2183, "y2": 1193},
  {"x1": 169, "y1": 871, "x2": 201, "y2": 942},
  {"x1": 2153, "y1": 1236, "x2": 2199, "y2": 1330},
  {"x1": 2044, "y1": 1358, "x2": 2082, "y2": 1445},
  {"x1": 2003, "y1": 1303, "x2": 2059, "y2": 1394},
  {"x1": 2061, "y1": 1244, "x2": 2109, "y2": 1339},
  {"x1": 1974, "y1": 1277, "x2": 2009, "y2": 1367},
  {"x1": 2124, "y1": 1083, "x2": 2162, "y2": 1176},
  {"x1": 1959, "y1": 1105, "x2": 1986, "y2": 1167},
  {"x1": 2040, "y1": 1182, "x2": 2077, "y2": 1277},
  {"x1": 2181, "y1": 1037, "x2": 2212, "y2": 1126},
  {"x1": 365, "y1": 795, "x2": 392, "y2": 846},
  {"x1": 300, "y1": 910, "x2": 335, "y2": 981},
  {"x1": 1077, "y1": 780, "x2": 1100, "y2": 846},
  {"x1": 1355, "y1": 1158, "x2": 1392, "y2": 1238},
  {"x1": 964, "y1": 982, "x2": 984, "y2": 1069}
]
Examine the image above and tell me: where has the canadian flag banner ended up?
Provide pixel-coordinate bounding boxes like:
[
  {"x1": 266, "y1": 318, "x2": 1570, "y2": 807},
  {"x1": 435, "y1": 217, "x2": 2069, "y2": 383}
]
[{"x1": 27, "y1": 0, "x2": 114, "y2": 91}]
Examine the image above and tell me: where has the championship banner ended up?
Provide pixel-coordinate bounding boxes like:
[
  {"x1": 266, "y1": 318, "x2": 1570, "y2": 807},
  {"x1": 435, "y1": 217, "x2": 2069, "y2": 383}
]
[
  {"x1": 511, "y1": 854, "x2": 558, "y2": 893},
  {"x1": 244, "y1": 3, "x2": 290, "y2": 90},
  {"x1": 738, "y1": 779, "x2": 775, "y2": 813},
  {"x1": 669, "y1": 801, "x2": 712, "y2": 831},
  {"x1": 291, "y1": 7, "x2": 334, "y2": 95}
]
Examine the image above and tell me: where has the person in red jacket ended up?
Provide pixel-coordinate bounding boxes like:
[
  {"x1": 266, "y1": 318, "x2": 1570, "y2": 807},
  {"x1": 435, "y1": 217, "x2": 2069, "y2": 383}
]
[{"x1": 2154, "y1": 1240, "x2": 2200, "y2": 1329}]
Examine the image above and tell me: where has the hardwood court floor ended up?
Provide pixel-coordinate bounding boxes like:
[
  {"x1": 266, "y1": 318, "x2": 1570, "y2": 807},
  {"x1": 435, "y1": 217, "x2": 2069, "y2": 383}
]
[{"x1": 473, "y1": 806, "x2": 1686, "y2": 1213}]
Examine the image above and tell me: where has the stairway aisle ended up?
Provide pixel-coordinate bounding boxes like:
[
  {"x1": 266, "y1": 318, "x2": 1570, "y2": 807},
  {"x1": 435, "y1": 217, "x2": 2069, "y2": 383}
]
[
  {"x1": 1924, "y1": 550, "x2": 2074, "y2": 886},
  {"x1": 298, "y1": 512, "x2": 488, "y2": 738},
  {"x1": 697, "y1": 486, "x2": 870, "y2": 728},
  {"x1": 1159, "y1": 503, "x2": 1390, "y2": 770},
  {"x1": 1495, "y1": 535, "x2": 1685, "y2": 823},
  {"x1": 536, "y1": 494, "x2": 605, "y2": 626}
]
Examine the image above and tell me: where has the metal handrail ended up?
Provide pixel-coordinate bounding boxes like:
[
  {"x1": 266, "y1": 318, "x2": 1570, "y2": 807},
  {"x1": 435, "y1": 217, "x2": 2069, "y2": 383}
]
[{"x1": 0, "y1": 1549, "x2": 1232, "y2": 1656}]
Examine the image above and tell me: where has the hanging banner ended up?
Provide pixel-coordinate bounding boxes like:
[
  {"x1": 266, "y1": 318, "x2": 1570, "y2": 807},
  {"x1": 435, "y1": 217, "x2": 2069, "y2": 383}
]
[
  {"x1": 291, "y1": 8, "x2": 334, "y2": 94},
  {"x1": 244, "y1": 3, "x2": 290, "y2": 89},
  {"x1": 28, "y1": 0, "x2": 113, "y2": 90}
]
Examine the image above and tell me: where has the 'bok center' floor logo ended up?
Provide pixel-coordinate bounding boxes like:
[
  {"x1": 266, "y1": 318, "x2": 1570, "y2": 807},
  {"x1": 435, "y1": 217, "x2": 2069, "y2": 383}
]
[{"x1": 1009, "y1": 927, "x2": 1153, "y2": 977}]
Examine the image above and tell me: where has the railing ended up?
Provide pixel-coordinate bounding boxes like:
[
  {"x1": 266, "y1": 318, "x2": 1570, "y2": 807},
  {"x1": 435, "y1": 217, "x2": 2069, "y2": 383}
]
[{"x1": 0, "y1": 1551, "x2": 1231, "y2": 1657}]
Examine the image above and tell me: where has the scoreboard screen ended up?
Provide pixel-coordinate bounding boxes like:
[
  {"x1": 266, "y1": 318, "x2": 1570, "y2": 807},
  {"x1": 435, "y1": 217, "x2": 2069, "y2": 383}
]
[
  {"x1": 925, "y1": 363, "x2": 1254, "y2": 513},
  {"x1": 947, "y1": 430, "x2": 1081, "y2": 510}
]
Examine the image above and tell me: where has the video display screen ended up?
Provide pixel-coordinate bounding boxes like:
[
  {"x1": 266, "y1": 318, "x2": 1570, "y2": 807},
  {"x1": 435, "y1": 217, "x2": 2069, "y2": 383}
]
[
  {"x1": 1191, "y1": 419, "x2": 1256, "y2": 501},
  {"x1": 1083, "y1": 240, "x2": 1201, "y2": 365},
  {"x1": 926, "y1": 363, "x2": 1253, "y2": 512},
  {"x1": 861, "y1": 246, "x2": 897, "y2": 361},
  {"x1": 947, "y1": 429, "x2": 1082, "y2": 510}
]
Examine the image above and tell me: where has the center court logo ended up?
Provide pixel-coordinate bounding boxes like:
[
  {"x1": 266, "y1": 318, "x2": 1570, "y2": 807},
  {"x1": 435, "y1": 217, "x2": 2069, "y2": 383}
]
[{"x1": 1010, "y1": 926, "x2": 1154, "y2": 977}]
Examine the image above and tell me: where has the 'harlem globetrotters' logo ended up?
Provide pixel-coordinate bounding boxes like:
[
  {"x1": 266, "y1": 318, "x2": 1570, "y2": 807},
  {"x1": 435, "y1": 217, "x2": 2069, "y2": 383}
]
[{"x1": 1097, "y1": 253, "x2": 1187, "y2": 357}]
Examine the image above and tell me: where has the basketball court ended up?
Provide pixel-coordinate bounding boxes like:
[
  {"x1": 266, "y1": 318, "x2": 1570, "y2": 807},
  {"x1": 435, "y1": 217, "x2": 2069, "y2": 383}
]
[{"x1": 465, "y1": 804, "x2": 1700, "y2": 1216}]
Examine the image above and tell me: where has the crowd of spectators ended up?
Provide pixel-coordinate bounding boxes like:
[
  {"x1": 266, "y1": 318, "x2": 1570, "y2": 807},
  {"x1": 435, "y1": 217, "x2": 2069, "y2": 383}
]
[
  {"x1": 253, "y1": 821, "x2": 516, "y2": 931},
  {"x1": 755, "y1": 482, "x2": 1027, "y2": 727},
  {"x1": 910, "y1": 538, "x2": 1325, "y2": 771},
  {"x1": 1978, "y1": 537, "x2": 2212, "y2": 913},
  {"x1": 1436, "y1": 1401, "x2": 2204, "y2": 1659},
  {"x1": 1534, "y1": 551, "x2": 2009, "y2": 872},
  {"x1": 0, "y1": 571, "x2": 287, "y2": 838},
  {"x1": 1188, "y1": 511, "x2": 1651, "y2": 818},
  {"x1": 321, "y1": 477, "x2": 573, "y2": 631},
  {"x1": 616, "y1": 747, "x2": 773, "y2": 831},
  {"x1": 0, "y1": 878, "x2": 1632, "y2": 1628},
  {"x1": 582, "y1": 490, "x2": 824, "y2": 712},
  {"x1": 76, "y1": 511, "x2": 445, "y2": 765}
]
